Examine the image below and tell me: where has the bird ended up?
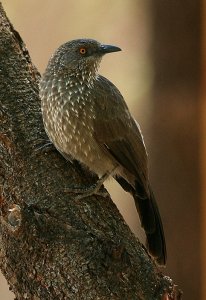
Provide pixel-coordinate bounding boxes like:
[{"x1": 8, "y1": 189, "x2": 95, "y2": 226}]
[{"x1": 40, "y1": 38, "x2": 166, "y2": 265}]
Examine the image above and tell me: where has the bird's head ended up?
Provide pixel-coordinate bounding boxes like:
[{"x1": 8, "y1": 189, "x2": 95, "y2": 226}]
[{"x1": 47, "y1": 38, "x2": 121, "y2": 78}]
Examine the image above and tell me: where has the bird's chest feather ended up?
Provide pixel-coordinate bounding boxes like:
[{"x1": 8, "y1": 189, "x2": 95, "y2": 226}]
[{"x1": 42, "y1": 77, "x2": 101, "y2": 161}]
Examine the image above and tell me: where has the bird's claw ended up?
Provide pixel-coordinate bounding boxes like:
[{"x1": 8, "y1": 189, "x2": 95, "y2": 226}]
[
  {"x1": 64, "y1": 184, "x2": 108, "y2": 199},
  {"x1": 33, "y1": 138, "x2": 54, "y2": 154}
]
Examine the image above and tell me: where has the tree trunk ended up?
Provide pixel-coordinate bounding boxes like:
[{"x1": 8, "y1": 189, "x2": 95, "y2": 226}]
[{"x1": 0, "y1": 4, "x2": 181, "y2": 300}]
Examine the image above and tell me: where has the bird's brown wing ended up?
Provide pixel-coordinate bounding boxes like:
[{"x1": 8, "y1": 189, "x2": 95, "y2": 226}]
[
  {"x1": 93, "y1": 76, "x2": 166, "y2": 265},
  {"x1": 93, "y1": 75, "x2": 148, "y2": 193}
]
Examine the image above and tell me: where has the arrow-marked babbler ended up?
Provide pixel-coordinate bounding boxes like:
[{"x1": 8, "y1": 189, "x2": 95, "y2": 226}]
[{"x1": 40, "y1": 38, "x2": 166, "y2": 265}]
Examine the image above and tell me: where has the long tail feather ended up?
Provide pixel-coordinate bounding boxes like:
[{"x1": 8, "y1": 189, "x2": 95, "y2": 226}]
[{"x1": 115, "y1": 176, "x2": 166, "y2": 265}]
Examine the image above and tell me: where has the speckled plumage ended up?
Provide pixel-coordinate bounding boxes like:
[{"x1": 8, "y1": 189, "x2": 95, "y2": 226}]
[{"x1": 40, "y1": 38, "x2": 166, "y2": 265}]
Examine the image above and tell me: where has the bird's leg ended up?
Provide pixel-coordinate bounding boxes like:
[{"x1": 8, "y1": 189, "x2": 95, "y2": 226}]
[{"x1": 65, "y1": 166, "x2": 117, "y2": 200}]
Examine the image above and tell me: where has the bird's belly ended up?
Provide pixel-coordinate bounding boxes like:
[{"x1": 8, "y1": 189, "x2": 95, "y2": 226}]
[
  {"x1": 45, "y1": 110, "x2": 116, "y2": 177},
  {"x1": 61, "y1": 131, "x2": 115, "y2": 176}
]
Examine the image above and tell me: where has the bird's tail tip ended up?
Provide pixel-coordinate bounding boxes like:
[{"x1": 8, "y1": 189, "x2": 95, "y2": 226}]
[{"x1": 134, "y1": 183, "x2": 167, "y2": 265}]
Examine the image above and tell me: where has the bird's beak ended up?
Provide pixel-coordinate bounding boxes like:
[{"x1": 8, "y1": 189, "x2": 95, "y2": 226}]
[{"x1": 99, "y1": 44, "x2": 121, "y2": 54}]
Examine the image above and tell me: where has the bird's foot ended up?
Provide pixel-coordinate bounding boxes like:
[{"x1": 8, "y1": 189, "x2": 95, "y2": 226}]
[
  {"x1": 65, "y1": 167, "x2": 118, "y2": 200},
  {"x1": 64, "y1": 183, "x2": 108, "y2": 200},
  {"x1": 64, "y1": 171, "x2": 112, "y2": 200}
]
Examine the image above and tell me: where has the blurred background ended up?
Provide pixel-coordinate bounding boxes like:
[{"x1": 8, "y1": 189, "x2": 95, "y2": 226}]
[{"x1": 0, "y1": 0, "x2": 203, "y2": 299}]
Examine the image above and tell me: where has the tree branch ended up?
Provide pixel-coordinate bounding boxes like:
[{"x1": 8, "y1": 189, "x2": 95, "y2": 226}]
[{"x1": 0, "y1": 3, "x2": 181, "y2": 299}]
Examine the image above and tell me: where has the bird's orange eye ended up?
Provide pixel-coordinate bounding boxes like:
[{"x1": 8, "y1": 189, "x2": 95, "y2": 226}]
[{"x1": 79, "y1": 48, "x2": 87, "y2": 55}]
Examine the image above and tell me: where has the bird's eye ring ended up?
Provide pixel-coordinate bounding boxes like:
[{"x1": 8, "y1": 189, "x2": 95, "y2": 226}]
[{"x1": 79, "y1": 48, "x2": 87, "y2": 55}]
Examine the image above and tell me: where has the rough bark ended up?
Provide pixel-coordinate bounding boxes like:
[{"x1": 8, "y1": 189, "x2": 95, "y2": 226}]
[{"x1": 0, "y1": 3, "x2": 181, "y2": 300}]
